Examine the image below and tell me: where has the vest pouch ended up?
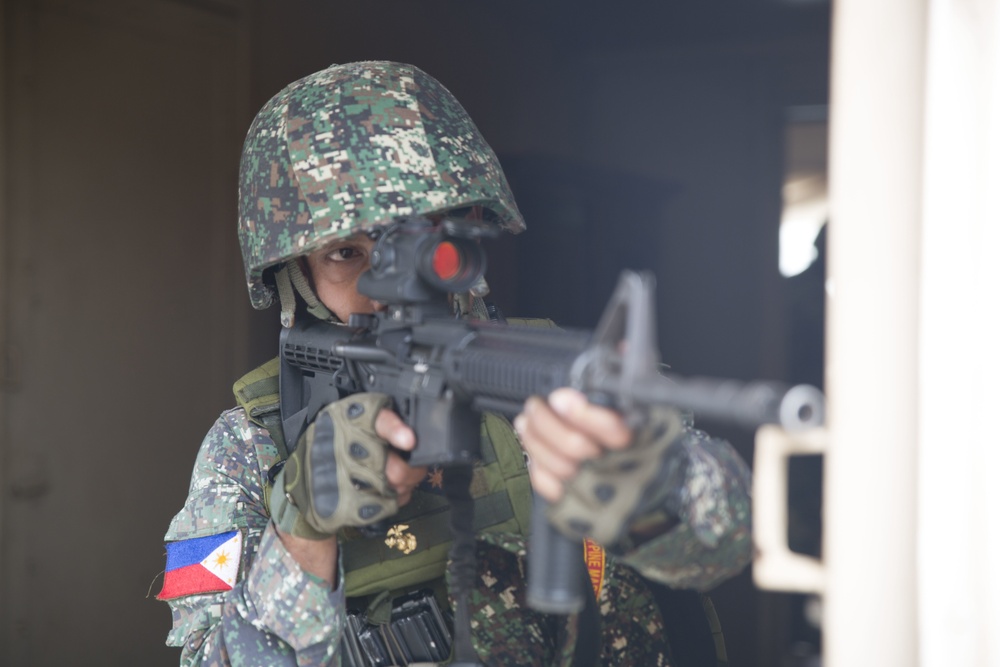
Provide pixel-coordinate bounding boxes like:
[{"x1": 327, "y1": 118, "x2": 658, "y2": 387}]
[{"x1": 342, "y1": 412, "x2": 532, "y2": 599}]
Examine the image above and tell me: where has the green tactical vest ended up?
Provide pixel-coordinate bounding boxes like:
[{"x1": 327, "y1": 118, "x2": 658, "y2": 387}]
[{"x1": 232, "y1": 318, "x2": 553, "y2": 601}]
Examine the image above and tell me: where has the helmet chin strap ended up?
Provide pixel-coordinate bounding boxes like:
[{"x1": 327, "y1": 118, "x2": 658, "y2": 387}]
[{"x1": 273, "y1": 261, "x2": 337, "y2": 328}]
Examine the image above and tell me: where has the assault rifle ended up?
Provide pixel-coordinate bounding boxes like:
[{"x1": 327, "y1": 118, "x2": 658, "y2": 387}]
[{"x1": 278, "y1": 216, "x2": 823, "y2": 666}]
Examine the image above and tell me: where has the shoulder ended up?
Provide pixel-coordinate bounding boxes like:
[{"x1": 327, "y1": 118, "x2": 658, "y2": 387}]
[
  {"x1": 165, "y1": 407, "x2": 279, "y2": 542},
  {"x1": 195, "y1": 407, "x2": 279, "y2": 470}
]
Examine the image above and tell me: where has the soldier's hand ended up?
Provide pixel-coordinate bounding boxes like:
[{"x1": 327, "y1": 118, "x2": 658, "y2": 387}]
[
  {"x1": 514, "y1": 388, "x2": 632, "y2": 503},
  {"x1": 374, "y1": 408, "x2": 428, "y2": 507},
  {"x1": 271, "y1": 393, "x2": 425, "y2": 539},
  {"x1": 516, "y1": 388, "x2": 688, "y2": 547}
]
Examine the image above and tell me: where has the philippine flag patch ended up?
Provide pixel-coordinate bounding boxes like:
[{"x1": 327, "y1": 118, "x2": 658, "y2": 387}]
[{"x1": 157, "y1": 530, "x2": 242, "y2": 600}]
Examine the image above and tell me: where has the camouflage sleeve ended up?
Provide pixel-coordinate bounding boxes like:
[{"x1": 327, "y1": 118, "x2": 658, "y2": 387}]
[
  {"x1": 162, "y1": 409, "x2": 346, "y2": 666},
  {"x1": 614, "y1": 423, "x2": 753, "y2": 591}
]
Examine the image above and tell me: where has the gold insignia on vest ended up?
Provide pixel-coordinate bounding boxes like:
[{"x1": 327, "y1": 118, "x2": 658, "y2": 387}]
[{"x1": 385, "y1": 524, "x2": 417, "y2": 554}]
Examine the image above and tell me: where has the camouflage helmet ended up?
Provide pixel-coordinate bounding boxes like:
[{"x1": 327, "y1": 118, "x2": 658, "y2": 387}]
[{"x1": 238, "y1": 61, "x2": 526, "y2": 310}]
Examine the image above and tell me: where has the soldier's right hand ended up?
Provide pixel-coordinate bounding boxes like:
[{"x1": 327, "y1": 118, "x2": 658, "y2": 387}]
[
  {"x1": 374, "y1": 408, "x2": 428, "y2": 507},
  {"x1": 271, "y1": 393, "x2": 424, "y2": 539}
]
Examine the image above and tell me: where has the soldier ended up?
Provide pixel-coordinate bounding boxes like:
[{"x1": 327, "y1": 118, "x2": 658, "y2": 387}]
[{"x1": 158, "y1": 61, "x2": 752, "y2": 666}]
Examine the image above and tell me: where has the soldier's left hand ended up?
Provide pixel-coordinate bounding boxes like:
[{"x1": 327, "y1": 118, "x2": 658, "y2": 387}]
[{"x1": 514, "y1": 388, "x2": 632, "y2": 502}]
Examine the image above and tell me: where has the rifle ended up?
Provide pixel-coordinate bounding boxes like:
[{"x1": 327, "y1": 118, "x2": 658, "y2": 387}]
[{"x1": 277, "y1": 216, "x2": 823, "y2": 665}]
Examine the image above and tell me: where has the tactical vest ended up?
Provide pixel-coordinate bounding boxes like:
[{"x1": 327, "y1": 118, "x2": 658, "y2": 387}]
[
  {"x1": 232, "y1": 355, "x2": 534, "y2": 601},
  {"x1": 232, "y1": 323, "x2": 729, "y2": 666}
]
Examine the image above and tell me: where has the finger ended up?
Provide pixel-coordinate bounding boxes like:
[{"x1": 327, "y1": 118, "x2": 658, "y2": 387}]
[
  {"x1": 547, "y1": 388, "x2": 632, "y2": 449},
  {"x1": 528, "y1": 396, "x2": 606, "y2": 462},
  {"x1": 395, "y1": 464, "x2": 430, "y2": 507},
  {"x1": 515, "y1": 402, "x2": 584, "y2": 481},
  {"x1": 375, "y1": 408, "x2": 416, "y2": 451},
  {"x1": 385, "y1": 450, "x2": 427, "y2": 494},
  {"x1": 527, "y1": 462, "x2": 565, "y2": 503}
]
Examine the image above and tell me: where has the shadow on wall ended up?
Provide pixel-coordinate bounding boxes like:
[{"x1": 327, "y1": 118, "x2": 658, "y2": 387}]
[{"x1": 488, "y1": 155, "x2": 679, "y2": 331}]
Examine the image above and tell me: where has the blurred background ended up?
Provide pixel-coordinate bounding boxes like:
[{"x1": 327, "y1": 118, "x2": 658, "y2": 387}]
[{"x1": 0, "y1": 0, "x2": 832, "y2": 664}]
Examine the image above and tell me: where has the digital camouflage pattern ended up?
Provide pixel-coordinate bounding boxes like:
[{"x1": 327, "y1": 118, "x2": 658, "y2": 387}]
[
  {"x1": 238, "y1": 61, "x2": 525, "y2": 309},
  {"x1": 623, "y1": 423, "x2": 753, "y2": 590},
  {"x1": 161, "y1": 402, "x2": 750, "y2": 665},
  {"x1": 462, "y1": 532, "x2": 672, "y2": 666},
  {"x1": 163, "y1": 408, "x2": 345, "y2": 666}
]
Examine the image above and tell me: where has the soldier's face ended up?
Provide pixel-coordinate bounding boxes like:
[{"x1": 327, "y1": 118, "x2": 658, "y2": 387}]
[{"x1": 304, "y1": 233, "x2": 384, "y2": 322}]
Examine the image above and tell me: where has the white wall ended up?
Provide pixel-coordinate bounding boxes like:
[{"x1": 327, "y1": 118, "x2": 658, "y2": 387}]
[
  {"x1": 788, "y1": 1, "x2": 1000, "y2": 665},
  {"x1": 919, "y1": 1, "x2": 1000, "y2": 664}
]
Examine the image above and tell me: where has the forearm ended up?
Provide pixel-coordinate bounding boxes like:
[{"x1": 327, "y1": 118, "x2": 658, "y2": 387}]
[
  {"x1": 614, "y1": 430, "x2": 753, "y2": 591},
  {"x1": 176, "y1": 522, "x2": 346, "y2": 667},
  {"x1": 275, "y1": 527, "x2": 339, "y2": 589}
]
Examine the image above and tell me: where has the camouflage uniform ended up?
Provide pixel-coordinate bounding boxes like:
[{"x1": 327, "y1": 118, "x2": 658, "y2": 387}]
[
  {"x1": 160, "y1": 61, "x2": 753, "y2": 665},
  {"x1": 162, "y1": 403, "x2": 750, "y2": 665}
]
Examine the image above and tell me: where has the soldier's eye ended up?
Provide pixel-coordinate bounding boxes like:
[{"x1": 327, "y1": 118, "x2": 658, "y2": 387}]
[
  {"x1": 328, "y1": 247, "x2": 364, "y2": 262},
  {"x1": 308, "y1": 235, "x2": 376, "y2": 284}
]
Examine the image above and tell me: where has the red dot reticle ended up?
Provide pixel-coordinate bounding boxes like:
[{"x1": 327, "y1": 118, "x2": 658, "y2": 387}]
[{"x1": 432, "y1": 241, "x2": 461, "y2": 280}]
